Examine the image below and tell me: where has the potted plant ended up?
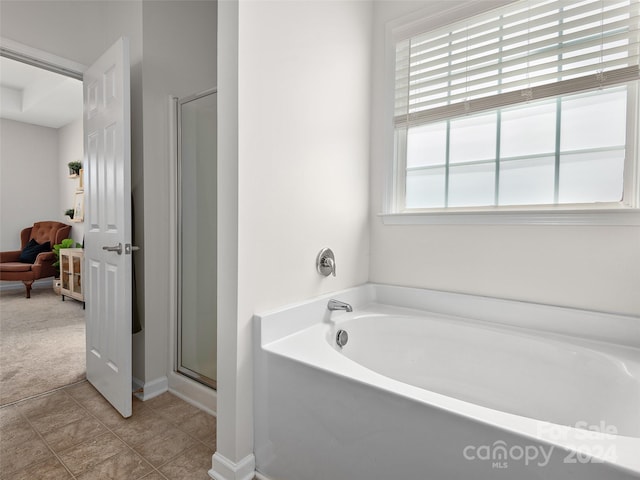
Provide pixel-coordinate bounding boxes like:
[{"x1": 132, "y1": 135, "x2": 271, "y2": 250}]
[
  {"x1": 52, "y1": 238, "x2": 82, "y2": 294},
  {"x1": 68, "y1": 161, "x2": 82, "y2": 176}
]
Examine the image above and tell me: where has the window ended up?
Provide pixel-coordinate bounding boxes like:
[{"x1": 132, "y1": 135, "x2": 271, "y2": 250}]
[{"x1": 393, "y1": 0, "x2": 640, "y2": 214}]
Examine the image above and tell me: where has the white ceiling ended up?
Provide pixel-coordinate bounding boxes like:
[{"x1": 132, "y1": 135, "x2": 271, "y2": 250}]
[{"x1": 0, "y1": 56, "x2": 83, "y2": 129}]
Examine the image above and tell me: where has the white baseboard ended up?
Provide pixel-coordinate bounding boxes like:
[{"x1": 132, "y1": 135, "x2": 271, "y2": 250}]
[
  {"x1": 209, "y1": 452, "x2": 255, "y2": 480},
  {"x1": 132, "y1": 376, "x2": 168, "y2": 401},
  {"x1": 168, "y1": 371, "x2": 217, "y2": 416}
]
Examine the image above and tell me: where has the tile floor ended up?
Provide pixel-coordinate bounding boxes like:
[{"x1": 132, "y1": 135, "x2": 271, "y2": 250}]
[{"x1": 0, "y1": 381, "x2": 216, "y2": 479}]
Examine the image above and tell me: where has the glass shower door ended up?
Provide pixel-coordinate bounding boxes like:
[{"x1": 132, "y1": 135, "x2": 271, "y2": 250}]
[{"x1": 177, "y1": 90, "x2": 217, "y2": 388}]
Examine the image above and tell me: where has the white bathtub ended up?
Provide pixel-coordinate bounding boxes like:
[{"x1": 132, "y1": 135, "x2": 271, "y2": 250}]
[{"x1": 254, "y1": 284, "x2": 640, "y2": 480}]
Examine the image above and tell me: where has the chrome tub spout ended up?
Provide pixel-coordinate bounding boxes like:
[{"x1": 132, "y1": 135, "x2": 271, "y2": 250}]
[{"x1": 328, "y1": 299, "x2": 352, "y2": 312}]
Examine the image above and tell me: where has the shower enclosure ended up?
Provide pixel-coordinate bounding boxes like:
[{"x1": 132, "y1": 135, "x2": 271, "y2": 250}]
[{"x1": 176, "y1": 89, "x2": 217, "y2": 388}]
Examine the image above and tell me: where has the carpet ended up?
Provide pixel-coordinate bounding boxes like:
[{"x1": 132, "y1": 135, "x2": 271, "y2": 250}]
[{"x1": 0, "y1": 285, "x2": 85, "y2": 406}]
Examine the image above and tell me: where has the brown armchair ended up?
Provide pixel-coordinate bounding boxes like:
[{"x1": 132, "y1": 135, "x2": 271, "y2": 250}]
[{"x1": 0, "y1": 221, "x2": 72, "y2": 298}]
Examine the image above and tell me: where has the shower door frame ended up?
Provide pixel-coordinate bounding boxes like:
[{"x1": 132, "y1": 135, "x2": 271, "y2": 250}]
[{"x1": 176, "y1": 88, "x2": 218, "y2": 390}]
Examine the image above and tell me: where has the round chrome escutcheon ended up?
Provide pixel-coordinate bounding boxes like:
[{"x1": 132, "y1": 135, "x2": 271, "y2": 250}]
[{"x1": 336, "y1": 329, "x2": 349, "y2": 348}]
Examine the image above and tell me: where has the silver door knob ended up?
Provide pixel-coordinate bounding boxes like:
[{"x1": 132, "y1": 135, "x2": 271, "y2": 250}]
[{"x1": 102, "y1": 243, "x2": 123, "y2": 255}]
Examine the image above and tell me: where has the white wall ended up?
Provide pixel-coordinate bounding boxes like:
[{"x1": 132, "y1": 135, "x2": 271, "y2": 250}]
[
  {"x1": 369, "y1": 1, "x2": 640, "y2": 317},
  {"x1": 215, "y1": 0, "x2": 372, "y2": 472},
  {"x1": 238, "y1": 0, "x2": 371, "y2": 310},
  {"x1": 141, "y1": 0, "x2": 217, "y2": 391},
  {"x1": 0, "y1": 119, "x2": 60, "y2": 250},
  {"x1": 0, "y1": 1, "x2": 143, "y2": 68},
  {"x1": 58, "y1": 117, "x2": 84, "y2": 244}
]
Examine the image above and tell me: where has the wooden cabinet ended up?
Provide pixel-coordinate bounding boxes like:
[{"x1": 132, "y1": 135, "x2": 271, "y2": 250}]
[{"x1": 60, "y1": 248, "x2": 84, "y2": 306}]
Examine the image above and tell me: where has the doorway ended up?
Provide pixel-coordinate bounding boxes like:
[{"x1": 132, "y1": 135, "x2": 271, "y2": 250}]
[
  {"x1": 176, "y1": 89, "x2": 217, "y2": 389},
  {"x1": 1, "y1": 39, "x2": 136, "y2": 418},
  {"x1": 0, "y1": 52, "x2": 85, "y2": 405}
]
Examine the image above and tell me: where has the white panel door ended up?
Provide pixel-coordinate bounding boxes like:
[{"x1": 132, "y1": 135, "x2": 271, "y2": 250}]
[{"x1": 84, "y1": 37, "x2": 133, "y2": 418}]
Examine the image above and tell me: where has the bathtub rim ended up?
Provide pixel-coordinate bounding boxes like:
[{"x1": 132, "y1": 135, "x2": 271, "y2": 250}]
[
  {"x1": 371, "y1": 283, "x2": 640, "y2": 350},
  {"x1": 256, "y1": 283, "x2": 640, "y2": 350}
]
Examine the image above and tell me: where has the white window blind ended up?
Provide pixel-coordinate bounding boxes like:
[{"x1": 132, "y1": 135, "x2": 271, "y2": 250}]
[{"x1": 395, "y1": 0, "x2": 640, "y2": 128}]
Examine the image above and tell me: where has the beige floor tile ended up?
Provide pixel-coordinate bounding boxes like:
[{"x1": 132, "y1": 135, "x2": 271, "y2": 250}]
[
  {"x1": 28, "y1": 404, "x2": 90, "y2": 436},
  {"x1": 0, "y1": 414, "x2": 37, "y2": 450},
  {"x1": 0, "y1": 405, "x2": 23, "y2": 427},
  {"x1": 177, "y1": 410, "x2": 217, "y2": 447},
  {"x1": 155, "y1": 400, "x2": 202, "y2": 426},
  {"x1": 111, "y1": 409, "x2": 175, "y2": 447},
  {"x1": 159, "y1": 442, "x2": 214, "y2": 480},
  {"x1": 64, "y1": 381, "x2": 105, "y2": 404},
  {"x1": 139, "y1": 471, "x2": 169, "y2": 480},
  {"x1": 80, "y1": 395, "x2": 136, "y2": 429},
  {"x1": 43, "y1": 414, "x2": 108, "y2": 452},
  {"x1": 144, "y1": 392, "x2": 185, "y2": 410},
  {"x1": 58, "y1": 432, "x2": 128, "y2": 476},
  {"x1": 68, "y1": 382, "x2": 147, "y2": 418},
  {"x1": 16, "y1": 389, "x2": 91, "y2": 437},
  {"x1": 131, "y1": 397, "x2": 147, "y2": 415},
  {"x1": 133, "y1": 425, "x2": 198, "y2": 467},
  {"x1": 75, "y1": 448, "x2": 153, "y2": 480},
  {"x1": 0, "y1": 431, "x2": 53, "y2": 477},
  {"x1": 3, "y1": 457, "x2": 73, "y2": 480},
  {"x1": 1, "y1": 384, "x2": 215, "y2": 480},
  {"x1": 15, "y1": 390, "x2": 74, "y2": 418}
]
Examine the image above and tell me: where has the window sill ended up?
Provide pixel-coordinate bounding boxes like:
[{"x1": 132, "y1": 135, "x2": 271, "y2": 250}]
[{"x1": 380, "y1": 208, "x2": 640, "y2": 226}]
